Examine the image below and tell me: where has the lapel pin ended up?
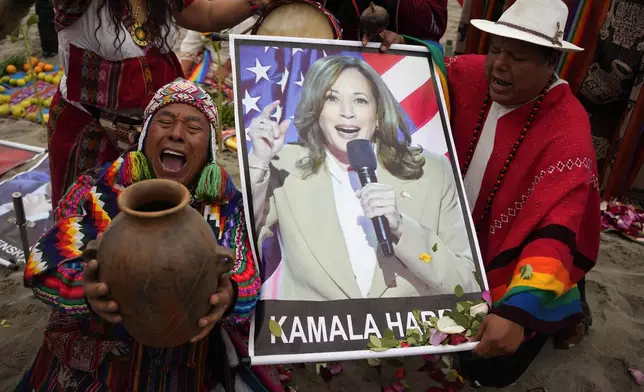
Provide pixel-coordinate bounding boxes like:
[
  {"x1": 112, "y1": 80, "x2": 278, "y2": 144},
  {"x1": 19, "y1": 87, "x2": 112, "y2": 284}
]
[{"x1": 400, "y1": 191, "x2": 412, "y2": 200}]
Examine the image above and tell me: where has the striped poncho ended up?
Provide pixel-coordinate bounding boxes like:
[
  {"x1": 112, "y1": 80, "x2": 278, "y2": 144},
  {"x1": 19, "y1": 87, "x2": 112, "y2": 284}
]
[
  {"x1": 19, "y1": 154, "x2": 260, "y2": 391},
  {"x1": 446, "y1": 55, "x2": 600, "y2": 334}
]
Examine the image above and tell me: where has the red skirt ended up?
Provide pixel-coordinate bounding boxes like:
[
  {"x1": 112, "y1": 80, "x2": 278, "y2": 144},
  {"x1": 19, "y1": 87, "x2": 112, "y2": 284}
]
[{"x1": 46, "y1": 91, "x2": 121, "y2": 209}]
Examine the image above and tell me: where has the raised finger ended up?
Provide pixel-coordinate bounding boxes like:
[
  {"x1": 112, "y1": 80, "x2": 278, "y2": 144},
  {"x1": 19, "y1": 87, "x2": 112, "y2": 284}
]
[
  {"x1": 260, "y1": 100, "x2": 280, "y2": 119},
  {"x1": 270, "y1": 120, "x2": 282, "y2": 140},
  {"x1": 279, "y1": 119, "x2": 292, "y2": 137}
]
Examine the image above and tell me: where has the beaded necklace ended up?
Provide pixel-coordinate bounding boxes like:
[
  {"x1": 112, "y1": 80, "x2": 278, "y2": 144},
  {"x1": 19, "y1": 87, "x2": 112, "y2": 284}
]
[{"x1": 462, "y1": 76, "x2": 556, "y2": 234}]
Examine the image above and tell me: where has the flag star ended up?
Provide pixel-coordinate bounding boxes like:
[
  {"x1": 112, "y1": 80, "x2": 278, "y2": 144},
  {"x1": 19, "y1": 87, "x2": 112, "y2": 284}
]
[
  {"x1": 246, "y1": 58, "x2": 271, "y2": 83},
  {"x1": 294, "y1": 72, "x2": 305, "y2": 87},
  {"x1": 264, "y1": 46, "x2": 279, "y2": 53},
  {"x1": 277, "y1": 68, "x2": 290, "y2": 93},
  {"x1": 323, "y1": 50, "x2": 328, "y2": 57},
  {"x1": 271, "y1": 104, "x2": 283, "y2": 122},
  {"x1": 242, "y1": 90, "x2": 260, "y2": 114},
  {"x1": 292, "y1": 48, "x2": 303, "y2": 56}
]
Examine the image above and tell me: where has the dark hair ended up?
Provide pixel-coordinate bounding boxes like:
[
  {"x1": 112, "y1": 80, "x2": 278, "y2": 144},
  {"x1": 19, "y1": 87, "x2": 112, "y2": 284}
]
[
  {"x1": 94, "y1": 0, "x2": 184, "y2": 54},
  {"x1": 293, "y1": 55, "x2": 425, "y2": 180}
]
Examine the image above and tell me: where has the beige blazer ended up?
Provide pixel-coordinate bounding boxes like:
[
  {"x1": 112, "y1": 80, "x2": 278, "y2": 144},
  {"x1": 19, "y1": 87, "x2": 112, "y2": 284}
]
[{"x1": 252, "y1": 144, "x2": 481, "y2": 301}]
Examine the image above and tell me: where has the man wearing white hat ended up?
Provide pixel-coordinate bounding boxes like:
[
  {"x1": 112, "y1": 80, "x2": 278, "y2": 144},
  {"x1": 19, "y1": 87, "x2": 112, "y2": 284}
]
[{"x1": 445, "y1": 0, "x2": 601, "y2": 387}]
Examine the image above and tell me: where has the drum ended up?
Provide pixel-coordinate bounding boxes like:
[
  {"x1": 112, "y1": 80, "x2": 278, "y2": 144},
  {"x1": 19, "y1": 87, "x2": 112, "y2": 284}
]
[
  {"x1": 0, "y1": 0, "x2": 33, "y2": 41},
  {"x1": 251, "y1": 0, "x2": 342, "y2": 40}
]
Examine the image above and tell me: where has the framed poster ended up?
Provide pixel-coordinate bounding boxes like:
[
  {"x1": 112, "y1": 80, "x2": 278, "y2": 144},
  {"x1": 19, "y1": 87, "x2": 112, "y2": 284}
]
[
  {"x1": 0, "y1": 140, "x2": 44, "y2": 177},
  {"x1": 229, "y1": 35, "x2": 488, "y2": 365},
  {"x1": 0, "y1": 153, "x2": 52, "y2": 267}
]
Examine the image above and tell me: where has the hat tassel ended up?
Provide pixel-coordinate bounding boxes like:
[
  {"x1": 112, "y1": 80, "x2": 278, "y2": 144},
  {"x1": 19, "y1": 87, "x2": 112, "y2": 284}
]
[{"x1": 195, "y1": 162, "x2": 235, "y2": 203}]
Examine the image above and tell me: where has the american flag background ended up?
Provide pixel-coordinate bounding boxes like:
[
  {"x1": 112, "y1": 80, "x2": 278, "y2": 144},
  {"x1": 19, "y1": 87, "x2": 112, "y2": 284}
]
[
  {"x1": 231, "y1": 39, "x2": 456, "y2": 300},
  {"x1": 234, "y1": 42, "x2": 449, "y2": 157}
]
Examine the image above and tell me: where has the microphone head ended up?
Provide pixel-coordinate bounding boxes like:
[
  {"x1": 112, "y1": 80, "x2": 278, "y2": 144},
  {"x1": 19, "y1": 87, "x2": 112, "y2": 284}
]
[{"x1": 347, "y1": 139, "x2": 377, "y2": 170}]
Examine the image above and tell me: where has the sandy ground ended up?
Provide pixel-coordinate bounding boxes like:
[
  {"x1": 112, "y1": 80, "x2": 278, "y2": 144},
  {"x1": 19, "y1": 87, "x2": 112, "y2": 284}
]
[{"x1": 0, "y1": 1, "x2": 643, "y2": 391}]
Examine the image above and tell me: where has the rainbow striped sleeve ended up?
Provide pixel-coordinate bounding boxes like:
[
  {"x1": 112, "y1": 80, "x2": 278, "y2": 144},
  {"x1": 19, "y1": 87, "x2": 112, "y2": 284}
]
[
  {"x1": 219, "y1": 191, "x2": 261, "y2": 323},
  {"x1": 489, "y1": 162, "x2": 599, "y2": 334},
  {"x1": 491, "y1": 245, "x2": 585, "y2": 334},
  {"x1": 24, "y1": 175, "x2": 101, "y2": 318}
]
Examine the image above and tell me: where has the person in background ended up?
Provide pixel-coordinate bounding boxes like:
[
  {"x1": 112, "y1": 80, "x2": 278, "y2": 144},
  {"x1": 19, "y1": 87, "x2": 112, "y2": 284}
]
[
  {"x1": 46, "y1": 0, "x2": 276, "y2": 210},
  {"x1": 177, "y1": 16, "x2": 258, "y2": 90},
  {"x1": 455, "y1": 0, "x2": 644, "y2": 341},
  {"x1": 456, "y1": 0, "x2": 643, "y2": 207},
  {"x1": 35, "y1": 0, "x2": 58, "y2": 57},
  {"x1": 319, "y1": 0, "x2": 448, "y2": 51},
  {"x1": 445, "y1": 0, "x2": 600, "y2": 387}
]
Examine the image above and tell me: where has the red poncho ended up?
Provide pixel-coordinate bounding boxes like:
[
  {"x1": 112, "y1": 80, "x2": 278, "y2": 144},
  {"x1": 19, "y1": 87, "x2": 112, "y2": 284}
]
[{"x1": 446, "y1": 55, "x2": 600, "y2": 334}]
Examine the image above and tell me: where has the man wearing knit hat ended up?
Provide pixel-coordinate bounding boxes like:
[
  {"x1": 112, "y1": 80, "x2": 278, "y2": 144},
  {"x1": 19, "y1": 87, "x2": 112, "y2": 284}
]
[
  {"x1": 17, "y1": 79, "x2": 278, "y2": 391},
  {"x1": 446, "y1": 0, "x2": 600, "y2": 388}
]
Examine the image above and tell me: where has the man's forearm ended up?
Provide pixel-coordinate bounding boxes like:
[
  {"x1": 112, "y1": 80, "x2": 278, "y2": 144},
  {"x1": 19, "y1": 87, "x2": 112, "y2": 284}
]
[{"x1": 175, "y1": 0, "x2": 262, "y2": 33}]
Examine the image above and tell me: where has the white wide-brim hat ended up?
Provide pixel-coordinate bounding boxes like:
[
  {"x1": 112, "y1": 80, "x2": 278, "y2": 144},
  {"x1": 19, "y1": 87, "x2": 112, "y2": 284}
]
[{"x1": 470, "y1": 0, "x2": 584, "y2": 53}]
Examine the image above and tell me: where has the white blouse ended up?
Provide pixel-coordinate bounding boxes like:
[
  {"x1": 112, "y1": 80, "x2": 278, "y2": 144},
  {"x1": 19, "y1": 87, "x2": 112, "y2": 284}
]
[
  {"x1": 326, "y1": 152, "x2": 379, "y2": 298},
  {"x1": 56, "y1": 1, "x2": 178, "y2": 115}
]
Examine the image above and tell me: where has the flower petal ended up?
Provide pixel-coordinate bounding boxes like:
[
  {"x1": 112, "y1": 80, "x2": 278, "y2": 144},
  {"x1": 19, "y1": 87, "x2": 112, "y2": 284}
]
[
  {"x1": 436, "y1": 316, "x2": 466, "y2": 334},
  {"x1": 429, "y1": 329, "x2": 448, "y2": 346}
]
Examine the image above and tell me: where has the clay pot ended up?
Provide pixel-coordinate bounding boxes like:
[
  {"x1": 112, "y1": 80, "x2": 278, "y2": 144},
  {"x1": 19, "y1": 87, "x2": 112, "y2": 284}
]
[{"x1": 97, "y1": 179, "x2": 234, "y2": 348}]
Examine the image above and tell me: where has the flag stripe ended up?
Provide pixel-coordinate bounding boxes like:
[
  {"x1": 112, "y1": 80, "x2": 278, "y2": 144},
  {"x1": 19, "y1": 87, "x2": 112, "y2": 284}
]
[
  {"x1": 360, "y1": 52, "x2": 407, "y2": 75},
  {"x1": 399, "y1": 79, "x2": 439, "y2": 129},
  {"x1": 411, "y1": 115, "x2": 448, "y2": 156},
  {"x1": 379, "y1": 56, "x2": 431, "y2": 105}
]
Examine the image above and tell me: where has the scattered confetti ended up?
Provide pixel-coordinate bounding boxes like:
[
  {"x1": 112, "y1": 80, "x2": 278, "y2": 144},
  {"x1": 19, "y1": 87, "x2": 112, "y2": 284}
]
[
  {"x1": 629, "y1": 367, "x2": 644, "y2": 385},
  {"x1": 268, "y1": 319, "x2": 283, "y2": 338},
  {"x1": 436, "y1": 316, "x2": 466, "y2": 334},
  {"x1": 481, "y1": 290, "x2": 492, "y2": 306},
  {"x1": 0, "y1": 320, "x2": 9, "y2": 328},
  {"x1": 400, "y1": 190, "x2": 412, "y2": 199},
  {"x1": 469, "y1": 302, "x2": 489, "y2": 317},
  {"x1": 520, "y1": 264, "x2": 534, "y2": 280},
  {"x1": 432, "y1": 242, "x2": 438, "y2": 252},
  {"x1": 419, "y1": 253, "x2": 432, "y2": 263},
  {"x1": 454, "y1": 284, "x2": 464, "y2": 298}
]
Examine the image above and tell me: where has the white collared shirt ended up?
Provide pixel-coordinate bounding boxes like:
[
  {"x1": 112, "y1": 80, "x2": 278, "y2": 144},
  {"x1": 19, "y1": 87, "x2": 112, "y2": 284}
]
[
  {"x1": 326, "y1": 152, "x2": 379, "y2": 297},
  {"x1": 464, "y1": 79, "x2": 566, "y2": 209}
]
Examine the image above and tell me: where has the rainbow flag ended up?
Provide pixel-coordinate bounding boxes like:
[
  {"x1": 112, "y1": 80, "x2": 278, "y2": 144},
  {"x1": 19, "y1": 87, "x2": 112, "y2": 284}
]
[{"x1": 188, "y1": 49, "x2": 212, "y2": 85}]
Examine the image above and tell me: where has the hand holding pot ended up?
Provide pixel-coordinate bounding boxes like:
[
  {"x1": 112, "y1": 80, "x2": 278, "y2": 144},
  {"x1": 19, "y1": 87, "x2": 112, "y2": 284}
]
[
  {"x1": 82, "y1": 234, "x2": 122, "y2": 324},
  {"x1": 190, "y1": 275, "x2": 236, "y2": 343}
]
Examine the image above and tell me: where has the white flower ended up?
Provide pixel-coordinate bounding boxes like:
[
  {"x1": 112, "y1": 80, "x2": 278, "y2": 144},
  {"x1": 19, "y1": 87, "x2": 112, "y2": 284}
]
[
  {"x1": 436, "y1": 316, "x2": 465, "y2": 334},
  {"x1": 470, "y1": 303, "x2": 489, "y2": 317}
]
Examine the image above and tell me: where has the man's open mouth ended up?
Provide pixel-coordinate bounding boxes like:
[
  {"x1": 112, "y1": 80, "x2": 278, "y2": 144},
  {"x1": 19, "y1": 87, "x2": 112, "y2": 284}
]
[
  {"x1": 335, "y1": 125, "x2": 361, "y2": 135},
  {"x1": 492, "y1": 77, "x2": 513, "y2": 89},
  {"x1": 159, "y1": 149, "x2": 187, "y2": 173}
]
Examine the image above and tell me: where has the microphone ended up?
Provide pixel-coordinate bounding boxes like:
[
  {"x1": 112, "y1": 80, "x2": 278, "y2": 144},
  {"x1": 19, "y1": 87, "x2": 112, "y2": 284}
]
[{"x1": 347, "y1": 139, "x2": 394, "y2": 257}]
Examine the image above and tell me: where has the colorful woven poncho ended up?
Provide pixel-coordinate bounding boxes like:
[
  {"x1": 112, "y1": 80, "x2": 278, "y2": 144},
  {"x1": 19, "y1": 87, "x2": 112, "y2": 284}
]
[{"x1": 19, "y1": 79, "x2": 260, "y2": 392}]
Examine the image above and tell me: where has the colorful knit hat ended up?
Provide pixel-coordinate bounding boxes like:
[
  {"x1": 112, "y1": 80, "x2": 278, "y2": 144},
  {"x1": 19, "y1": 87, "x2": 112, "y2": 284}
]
[{"x1": 123, "y1": 77, "x2": 234, "y2": 203}]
